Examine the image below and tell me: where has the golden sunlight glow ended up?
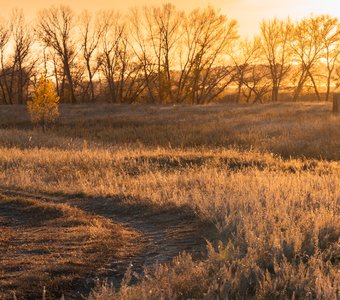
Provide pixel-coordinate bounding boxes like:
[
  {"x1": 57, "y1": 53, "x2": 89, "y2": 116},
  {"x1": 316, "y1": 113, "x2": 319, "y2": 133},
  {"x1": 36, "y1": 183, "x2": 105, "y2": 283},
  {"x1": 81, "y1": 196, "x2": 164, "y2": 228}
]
[
  {"x1": 3, "y1": 0, "x2": 340, "y2": 36},
  {"x1": 223, "y1": 0, "x2": 340, "y2": 36}
]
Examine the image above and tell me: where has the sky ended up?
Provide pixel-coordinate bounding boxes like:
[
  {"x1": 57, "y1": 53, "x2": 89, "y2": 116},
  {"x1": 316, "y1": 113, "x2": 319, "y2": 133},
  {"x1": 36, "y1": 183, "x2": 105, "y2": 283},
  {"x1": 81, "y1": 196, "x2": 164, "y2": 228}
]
[{"x1": 1, "y1": 0, "x2": 340, "y2": 36}]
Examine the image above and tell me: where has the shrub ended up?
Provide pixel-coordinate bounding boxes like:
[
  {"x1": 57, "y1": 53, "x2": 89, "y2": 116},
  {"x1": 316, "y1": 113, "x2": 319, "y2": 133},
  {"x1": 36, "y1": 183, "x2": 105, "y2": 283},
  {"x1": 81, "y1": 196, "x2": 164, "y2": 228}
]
[{"x1": 27, "y1": 76, "x2": 60, "y2": 131}]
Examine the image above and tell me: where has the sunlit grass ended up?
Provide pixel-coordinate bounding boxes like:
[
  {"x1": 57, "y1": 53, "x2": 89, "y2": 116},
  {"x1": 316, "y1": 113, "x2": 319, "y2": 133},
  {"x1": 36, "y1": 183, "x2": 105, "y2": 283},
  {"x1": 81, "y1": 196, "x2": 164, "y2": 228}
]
[{"x1": 0, "y1": 102, "x2": 338, "y2": 298}]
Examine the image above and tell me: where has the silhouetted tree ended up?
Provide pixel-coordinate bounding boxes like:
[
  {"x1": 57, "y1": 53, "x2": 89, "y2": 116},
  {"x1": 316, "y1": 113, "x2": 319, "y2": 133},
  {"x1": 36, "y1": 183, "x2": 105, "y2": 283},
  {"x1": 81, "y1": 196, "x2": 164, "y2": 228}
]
[
  {"x1": 232, "y1": 38, "x2": 271, "y2": 103},
  {"x1": 79, "y1": 10, "x2": 104, "y2": 101},
  {"x1": 0, "y1": 17, "x2": 11, "y2": 104},
  {"x1": 1, "y1": 5, "x2": 340, "y2": 106},
  {"x1": 179, "y1": 7, "x2": 238, "y2": 104},
  {"x1": 289, "y1": 16, "x2": 327, "y2": 101},
  {"x1": 135, "y1": 4, "x2": 183, "y2": 103},
  {"x1": 37, "y1": 5, "x2": 77, "y2": 103},
  {"x1": 319, "y1": 15, "x2": 340, "y2": 101},
  {"x1": 261, "y1": 18, "x2": 291, "y2": 102},
  {"x1": 11, "y1": 9, "x2": 35, "y2": 104}
]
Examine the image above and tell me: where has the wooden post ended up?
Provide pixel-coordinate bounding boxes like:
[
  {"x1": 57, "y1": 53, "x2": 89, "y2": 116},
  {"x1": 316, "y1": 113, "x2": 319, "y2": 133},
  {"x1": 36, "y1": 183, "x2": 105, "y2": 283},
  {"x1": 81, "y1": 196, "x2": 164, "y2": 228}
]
[{"x1": 333, "y1": 93, "x2": 339, "y2": 113}]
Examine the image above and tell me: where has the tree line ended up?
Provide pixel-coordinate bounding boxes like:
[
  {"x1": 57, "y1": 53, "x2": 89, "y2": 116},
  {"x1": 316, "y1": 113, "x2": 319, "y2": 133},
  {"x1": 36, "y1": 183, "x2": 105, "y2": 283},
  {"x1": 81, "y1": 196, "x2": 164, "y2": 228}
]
[{"x1": 1, "y1": 4, "x2": 340, "y2": 105}]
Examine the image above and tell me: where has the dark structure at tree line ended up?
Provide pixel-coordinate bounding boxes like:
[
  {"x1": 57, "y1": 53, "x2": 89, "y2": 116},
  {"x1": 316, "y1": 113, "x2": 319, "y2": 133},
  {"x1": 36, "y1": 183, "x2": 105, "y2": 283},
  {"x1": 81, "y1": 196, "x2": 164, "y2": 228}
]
[{"x1": 1, "y1": 4, "x2": 340, "y2": 106}]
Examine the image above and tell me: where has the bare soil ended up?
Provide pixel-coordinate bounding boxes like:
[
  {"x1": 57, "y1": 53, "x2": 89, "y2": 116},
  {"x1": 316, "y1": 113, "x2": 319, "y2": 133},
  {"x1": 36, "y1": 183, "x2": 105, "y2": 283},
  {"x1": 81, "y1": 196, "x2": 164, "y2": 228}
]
[{"x1": 0, "y1": 187, "x2": 216, "y2": 299}]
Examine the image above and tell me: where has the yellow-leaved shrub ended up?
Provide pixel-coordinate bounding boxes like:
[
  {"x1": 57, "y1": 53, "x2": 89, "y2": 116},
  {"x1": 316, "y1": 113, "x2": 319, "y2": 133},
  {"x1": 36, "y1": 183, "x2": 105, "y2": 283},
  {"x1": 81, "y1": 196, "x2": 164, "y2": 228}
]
[{"x1": 27, "y1": 76, "x2": 60, "y2": 130}]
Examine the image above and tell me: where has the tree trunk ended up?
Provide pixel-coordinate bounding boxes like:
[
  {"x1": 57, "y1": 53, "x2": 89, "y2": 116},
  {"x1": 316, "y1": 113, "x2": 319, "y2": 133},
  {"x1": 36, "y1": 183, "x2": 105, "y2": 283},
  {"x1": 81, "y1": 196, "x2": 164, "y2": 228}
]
[
  {"x1": 307, "y1": 70, "x2": 321, "y2": 101},
  {"x1": 333, "y1": 93, "x2": 339, "y2": 113},
  {"x1": 53, "y1": 58, "x2": 60, "y2": 98},
  {"x1": 272, "y1": 85, "x2": 279, "y2": 102},
  {"x1": 86, "y1": 59, "x2": 95, "y2": 101},
  {"x1": 18, "y1": 66, "x2": 24, "y2": 104},
  {"x1": 325, "y1": 74, "x2": 332, "y2": 102},
  {"x1": 292, "y1": 73, "x2": 307, "y2": 102},
  {"x1": 64, "y1": 64, "x2": 76, "y2": 104}
]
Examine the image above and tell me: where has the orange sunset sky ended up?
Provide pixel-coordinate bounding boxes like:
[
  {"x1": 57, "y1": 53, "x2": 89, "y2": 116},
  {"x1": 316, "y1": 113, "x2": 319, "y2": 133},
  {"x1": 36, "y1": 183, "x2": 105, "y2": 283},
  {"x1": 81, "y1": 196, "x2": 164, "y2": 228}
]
[{"x1": 1, "y1": 0, "x2": 340, "y2": 36}]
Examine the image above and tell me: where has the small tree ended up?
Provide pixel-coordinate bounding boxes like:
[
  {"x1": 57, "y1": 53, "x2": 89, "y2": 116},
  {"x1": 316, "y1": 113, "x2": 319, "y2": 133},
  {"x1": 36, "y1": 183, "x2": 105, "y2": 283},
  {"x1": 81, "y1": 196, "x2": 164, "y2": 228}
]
[{"x1": 27, "y1": 76, "x2": 60, "y2": 131}]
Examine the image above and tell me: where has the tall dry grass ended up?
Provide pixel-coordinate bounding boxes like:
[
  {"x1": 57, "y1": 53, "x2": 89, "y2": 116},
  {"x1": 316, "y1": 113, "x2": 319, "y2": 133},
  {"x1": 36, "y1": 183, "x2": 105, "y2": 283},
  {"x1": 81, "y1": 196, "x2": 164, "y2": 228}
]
[
  {"x1": 0, "y1": 146, "x2": 338, "y2": 298},
  {"x1": 0, "y1": 102, "x2": 339, "y2": 298},
  {"x1": 0, "y1": 102, "x2": 339, "y2": 160}
]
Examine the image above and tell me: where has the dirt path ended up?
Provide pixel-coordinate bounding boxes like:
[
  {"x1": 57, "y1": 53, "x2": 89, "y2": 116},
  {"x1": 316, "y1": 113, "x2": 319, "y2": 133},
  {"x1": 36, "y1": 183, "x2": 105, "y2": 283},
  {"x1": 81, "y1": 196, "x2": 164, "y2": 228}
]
[
  {"x1": 68, "y1": 197, "x2": 217, "y2": 284},
  {"x1": 0, "y1": 187, "x2": 217, "y2": 298}
]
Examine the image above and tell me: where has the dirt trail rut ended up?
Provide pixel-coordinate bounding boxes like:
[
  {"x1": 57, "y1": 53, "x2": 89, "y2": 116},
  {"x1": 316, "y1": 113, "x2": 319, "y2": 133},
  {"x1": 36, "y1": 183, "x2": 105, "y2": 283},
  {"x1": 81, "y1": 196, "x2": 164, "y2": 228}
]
[
  {"x1": 69, "y1": 197, "x2": 216, "y2": 283},
  {"x1": 0, "y1": 187, "x2": 217, "y2": 298}
]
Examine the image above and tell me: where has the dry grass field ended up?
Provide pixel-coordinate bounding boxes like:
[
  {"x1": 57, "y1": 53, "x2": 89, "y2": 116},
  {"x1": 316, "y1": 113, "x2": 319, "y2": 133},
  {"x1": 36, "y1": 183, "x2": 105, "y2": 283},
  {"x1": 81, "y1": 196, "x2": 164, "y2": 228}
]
[{"x1": 0, "y1": 102, "x2": 339, "y2": 299}]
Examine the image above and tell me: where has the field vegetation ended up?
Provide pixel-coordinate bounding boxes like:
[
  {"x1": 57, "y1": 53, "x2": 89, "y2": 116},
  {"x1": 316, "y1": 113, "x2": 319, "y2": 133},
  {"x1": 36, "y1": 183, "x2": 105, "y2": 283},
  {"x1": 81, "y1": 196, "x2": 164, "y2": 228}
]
[
  {"x1": 0, "y1": 102, "x2": 339, "y2": 299},
  {"x1": 0, "y1": 1, "x2": 339, "y2": 299},
  {"x1": 2, "y1": 4, "x2": 340, "y2": 109}
]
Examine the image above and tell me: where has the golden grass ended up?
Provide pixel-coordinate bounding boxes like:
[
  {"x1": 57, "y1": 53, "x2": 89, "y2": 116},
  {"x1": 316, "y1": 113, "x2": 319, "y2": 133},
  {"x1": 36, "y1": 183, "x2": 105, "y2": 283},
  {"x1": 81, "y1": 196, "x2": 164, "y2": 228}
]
[
  {"x1": 0, "y1": 102, "x2": 339, "y2": 160},
  {"x1": 0, "y1": 193, "x2": 140, "y2": 299},
  {"x1": 0, "y1": 102, "x2": 339, "y2": 298}
]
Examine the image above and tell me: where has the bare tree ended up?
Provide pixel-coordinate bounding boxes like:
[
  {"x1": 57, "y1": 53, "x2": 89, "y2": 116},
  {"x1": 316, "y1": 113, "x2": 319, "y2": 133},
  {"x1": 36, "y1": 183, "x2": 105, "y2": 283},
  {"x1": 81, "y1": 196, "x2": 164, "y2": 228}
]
[
  {"x1": 178, "y1": 7, "x2": 238, "y2": 104},
  {"x1": 318, "y1": 15, "x2": 340, "y2": 101},
  {"x1": 98, "y1": 11, "x2": 125, "y2": 102},
  {"x1": 129, "y1": 8, "x2": 155, "y2": 103},
  {"x1": 4, "y1": 5, "x2": 340, "y2": 107},
  {"x1": 79, "y1": 10, "x2": 104, "y2": 101},
  {"x1": 144, "y1": 4, "x2": 183, "y2": 103},
  {"x1": 115, "y1": 34, "x2": 146, "y2": 103},
  {"x1": 260, "y1": 18, "x2": 291, "y2": 102},
  {"x1": 11, "y1": 9, "x2": 35, "y2": 104},
  {"x1": 37, "y1": 5, "x2": 77, "y2": 103},
  {"x1": 232, "y1": 38, "x2": 271, "y2": 103},
  {"x1": 289, "y1": 16, "x2": 327, "y2": 101},
  {"x1": 97, "y1": 11, "x2": 145, "y2": 103},
  {"x1": 129, "y1": 6, "x2": 238, "y2": 104},
  {"x1": 0, "y1": 17, "x2": 11, "y2": 104}
]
